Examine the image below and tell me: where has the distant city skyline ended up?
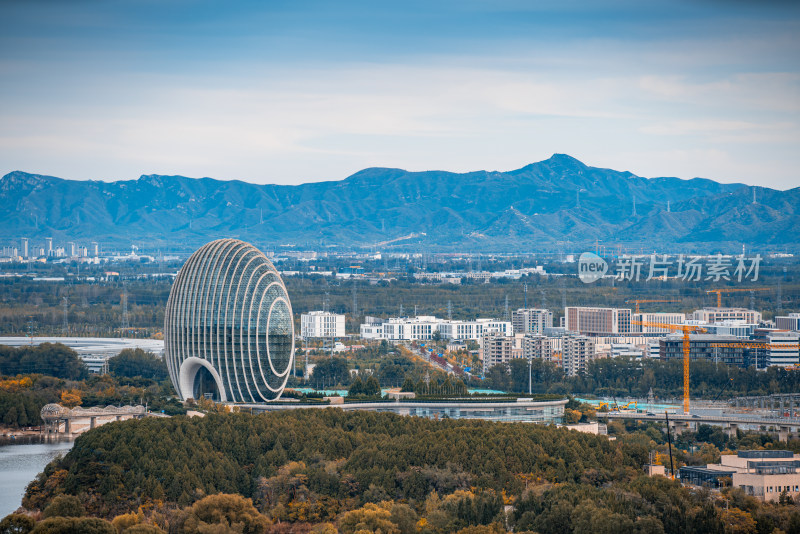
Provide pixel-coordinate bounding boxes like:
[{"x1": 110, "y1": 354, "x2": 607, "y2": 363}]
[{"x1": 1, "y1": 1, "x2": 799, "y2": 190}]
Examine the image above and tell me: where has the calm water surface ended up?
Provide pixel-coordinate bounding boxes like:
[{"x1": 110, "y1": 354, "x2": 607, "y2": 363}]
[{"x1": 0, "y1": 437, "x2": 73, "y2": 518}]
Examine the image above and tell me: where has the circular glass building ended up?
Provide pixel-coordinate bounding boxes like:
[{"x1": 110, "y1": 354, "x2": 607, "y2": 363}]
[{"x1": 164, "y1": 239, "x2": 294, "y2": 402}]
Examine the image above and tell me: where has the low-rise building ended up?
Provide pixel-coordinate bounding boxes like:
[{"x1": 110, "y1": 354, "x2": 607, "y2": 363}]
[
  {"x1": 359, "y1": 315, "x2": 511, "y2": 342},
  {"x1": 681, "y1": 450, "x2": 800, "y2": 502},
  {"x1": 631, "y1": 312, "x2": 685, "y2": 334},
  {"x1": 775, "y1": 313, "x2": 800, "y2": 332},
  {"x1": 691, "y1": 307, "x2": 762, "y2": 324}
]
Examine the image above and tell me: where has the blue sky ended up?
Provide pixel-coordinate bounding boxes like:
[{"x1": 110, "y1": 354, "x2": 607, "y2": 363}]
[{"x1": 1, "y1": 0, "x2": 798, "y2": 188}]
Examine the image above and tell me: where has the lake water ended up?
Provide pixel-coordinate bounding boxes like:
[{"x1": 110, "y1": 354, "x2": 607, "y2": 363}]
[{"x1": 0, "y1": 437, "x2": 73, "y2": 518}]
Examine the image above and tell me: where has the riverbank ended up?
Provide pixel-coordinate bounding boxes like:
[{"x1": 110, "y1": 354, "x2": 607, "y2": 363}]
[{"x1": 0, "y1": 426, "x2": 43, "y2": 438}]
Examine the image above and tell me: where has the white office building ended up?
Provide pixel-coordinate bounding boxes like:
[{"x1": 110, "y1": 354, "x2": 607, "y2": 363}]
[
  {"x1": 301, "y1": 311, "x2": 346, "y2": 339},
  {"x1": 438, "y1": 319, "x2": 512, "y2": 341},
  {"x1": 691, "y1": 307, "x2": 762, "y2": 324},
  {"x1": 359, "y1": 316, "x2": 511, "y2": 342},
  {"x1": 631, "y1": 312, "x2": 685, "y2": 334},
  {"x1": 767, "y1": 331, "x2": 800, "y2": 368}
]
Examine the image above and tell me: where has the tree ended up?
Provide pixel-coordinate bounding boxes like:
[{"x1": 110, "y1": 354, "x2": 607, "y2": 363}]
[
  {"x1": 42, "y1": 495, "x2": 85, "y2": 518},
  {"x1": 179, "y1": 494, "x2": 270, "y2": 534},
  {"x1": 0, "y1": 513, "x2": 35, "y2": 534},
  {"x1": 309, "y1": 357, "x2": 351, "y2": 389},
  {"x1": 59, "y1": 390, "x2": 82, "y2": 409},
  {"x1": 339, "y1": 503, "x2": 399, "y2": 534},
  {"x1": 32, "y1": 517, "x2": 114, "y2": 534},
  {"x1": 108, "y1": 349, "x2": 169, "y2": 381}
]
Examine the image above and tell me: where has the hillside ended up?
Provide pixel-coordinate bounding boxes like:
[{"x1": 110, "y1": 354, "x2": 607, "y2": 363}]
[{"x1": 3, "y1": 154, "x2": 797, "y2": 251}]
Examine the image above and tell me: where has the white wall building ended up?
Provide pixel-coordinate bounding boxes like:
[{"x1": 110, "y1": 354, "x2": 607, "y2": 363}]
[
  {"x1": 691, "y1": 307, "x2": 762, "y2": 324},
  {"x1": 631, "y1": 312, "x2": 685, "y2": 334},
  {"x1": 358, "y1": 316, "x2": 511, "y2": 342},
  {"x1": 301, "y1": 311, "x2": 345, "y2": 339},
  {"x1": 767, "y1": 331, "x2": 800, "y2": 368}
]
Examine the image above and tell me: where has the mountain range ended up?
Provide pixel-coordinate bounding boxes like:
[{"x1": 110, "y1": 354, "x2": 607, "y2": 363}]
[{"x1": 2, "y1": 154, "x2": 798, "y2": 252}]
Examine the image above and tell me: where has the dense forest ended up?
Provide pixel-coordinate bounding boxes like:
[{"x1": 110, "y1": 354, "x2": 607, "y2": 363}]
[{"x1": 10, "y1": 410, "x2": 800, "y2": 533}]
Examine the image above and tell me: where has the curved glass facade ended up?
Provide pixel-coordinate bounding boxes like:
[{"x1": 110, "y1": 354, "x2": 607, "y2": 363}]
[{"x1": 164, "y1": 239, "x2": 294, "y2": 402}]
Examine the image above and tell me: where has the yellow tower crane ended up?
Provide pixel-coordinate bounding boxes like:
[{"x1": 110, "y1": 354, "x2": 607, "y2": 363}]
[
  {"x1": 632, "y1": 320, "x2": 707, "y2": 414},
  {"x1": 706, "y1": 287, "x2": 769, "y2": 307}
]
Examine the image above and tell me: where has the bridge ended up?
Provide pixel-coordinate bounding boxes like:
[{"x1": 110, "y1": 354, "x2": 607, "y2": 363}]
[
  {"x1": 730, "y1": 393, "x2": 800, "y2": 415},
  {"x1": 40, "y1": 404, "x2": 147, "y2": 436},
  {"x1": 601, "y1": 411, "x2": 800, "y2": 441}
]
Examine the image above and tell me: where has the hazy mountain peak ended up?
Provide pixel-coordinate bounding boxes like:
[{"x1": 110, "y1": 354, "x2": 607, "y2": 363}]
[{"x1": 0, "y1": 158, "x2": 794, "y2": 250}]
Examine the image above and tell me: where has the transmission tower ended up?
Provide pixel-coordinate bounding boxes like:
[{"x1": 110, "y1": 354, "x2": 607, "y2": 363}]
[
  {"x1": 523, "y1": 283, "x2": 528, "y2": 309},
  {"x1": 27, "y1": 316, "x2": 36, "y2": 342},
  {"x1": 504, "y1": 295, "x2": 510, "y2": 321},
  {"x1": 62, "y1": 296, "x2": 69, "y2": 335},
  {"x1": 352, "y1": 279, "x2": 358, "y2": 318},
  {"x1": 447, "y1": 300, "x2": 452, "y2": 320},
  {"x1": 121, "y1": 286, "x2": 129, "y2": 330}
]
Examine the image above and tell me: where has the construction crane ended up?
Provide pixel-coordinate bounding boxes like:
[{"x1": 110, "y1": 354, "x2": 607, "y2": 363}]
[
  {"x1": 706, "y1": 287, "x2": 769, "y2": 307},
  {"x1": 632, "y1": 320, "x2": 707, "y2": 414},
  {"x1": 625, "y1": 299, "x2": 680, "y2": 313}
]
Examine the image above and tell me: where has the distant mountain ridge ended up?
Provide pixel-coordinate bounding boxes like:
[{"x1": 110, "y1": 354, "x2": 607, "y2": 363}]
[{"x1": 2, "y1": 154, "x2": 798, "y2": 251}]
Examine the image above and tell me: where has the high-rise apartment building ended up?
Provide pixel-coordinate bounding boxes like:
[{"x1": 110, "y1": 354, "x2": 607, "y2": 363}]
[
  {"x1": 481, "y1": 332, "x2": 514, "y2": 373},
  {"x1": 512, "y1": 308, "x2": 553, "y2": 335},
  {"x1": 522, "y1": 334, "x2": 556, "y2": 364},
  {"x1": 562, "y1": 335, "x2": 595, "y2": 377}
]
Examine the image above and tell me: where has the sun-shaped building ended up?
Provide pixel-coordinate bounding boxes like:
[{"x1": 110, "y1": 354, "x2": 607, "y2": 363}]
[{"x1": 164, "y1": 239, "x2": 294, "y2": 402}]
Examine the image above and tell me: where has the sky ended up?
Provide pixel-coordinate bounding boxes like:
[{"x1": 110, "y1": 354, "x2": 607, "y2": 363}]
[{"x1": 1, "y1": 0, "x2": 799, "y2": 188}]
